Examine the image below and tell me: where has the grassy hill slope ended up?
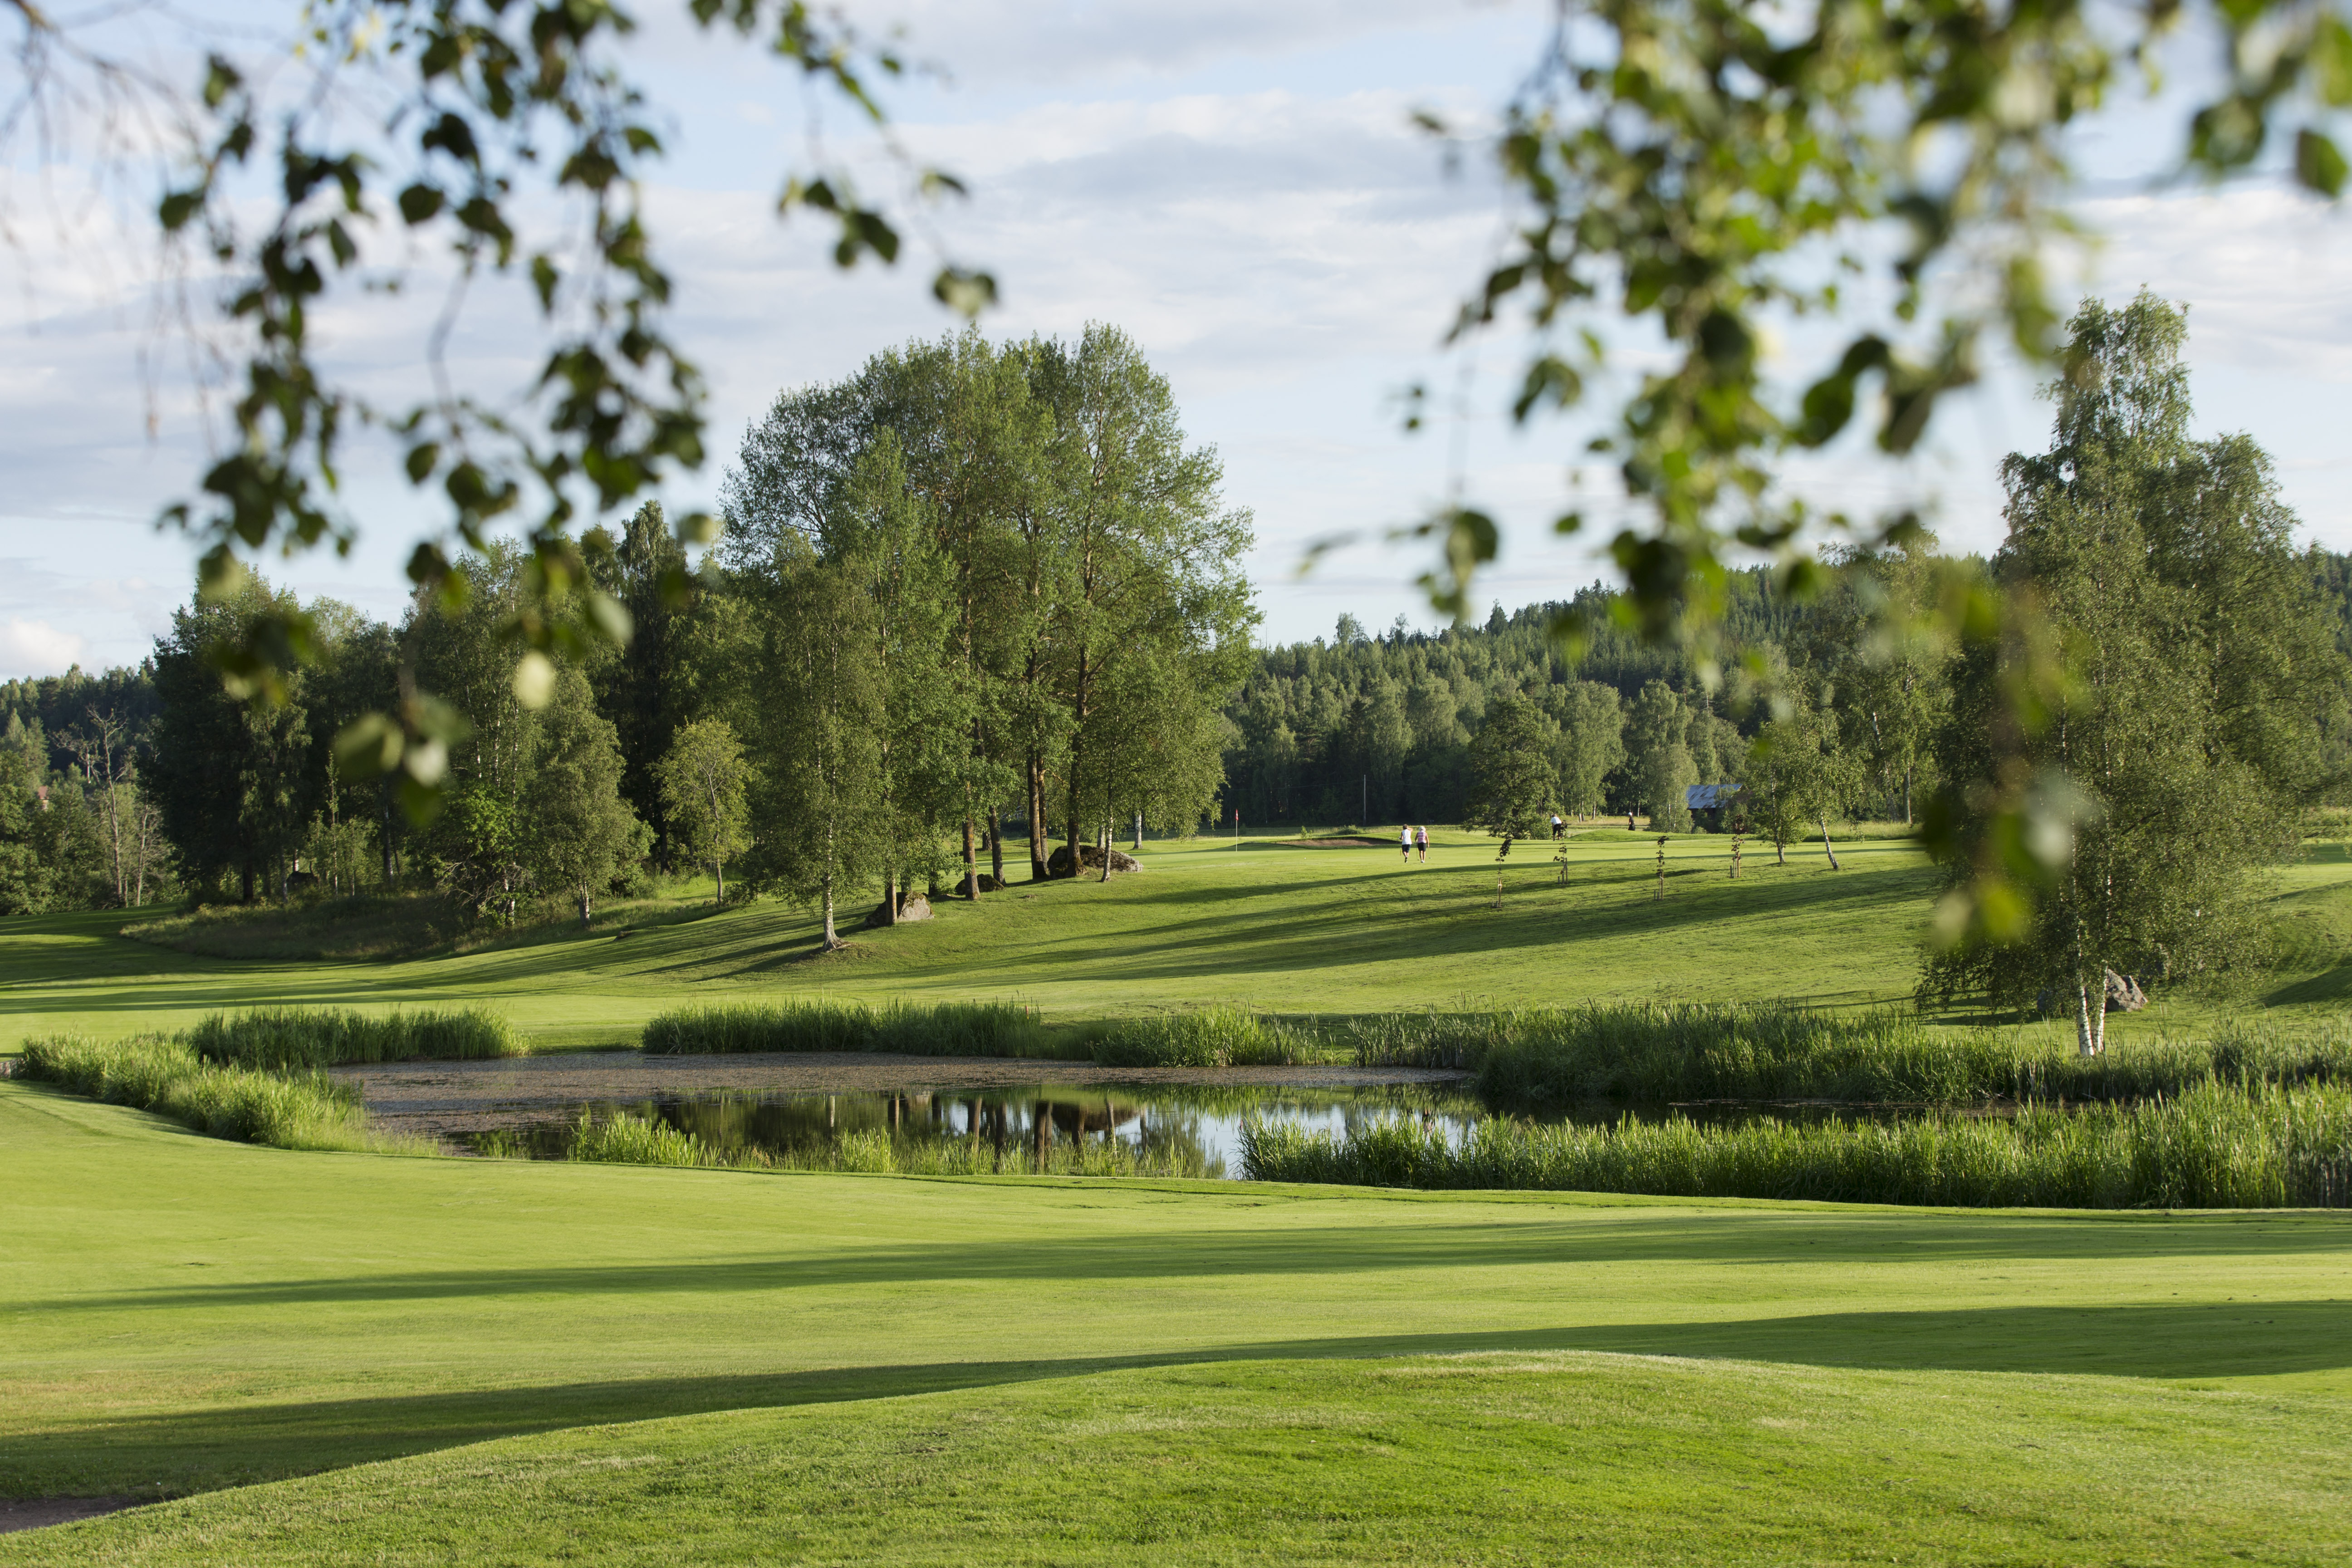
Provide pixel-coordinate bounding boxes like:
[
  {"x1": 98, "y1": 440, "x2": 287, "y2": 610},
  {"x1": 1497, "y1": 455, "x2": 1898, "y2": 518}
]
[
  {"x1": 10, "y1": 829, "x2": 2352, "y2": 1050},
  {"x1": 5, "y1": 1080, "x2": 2349, "y2": 1560}
]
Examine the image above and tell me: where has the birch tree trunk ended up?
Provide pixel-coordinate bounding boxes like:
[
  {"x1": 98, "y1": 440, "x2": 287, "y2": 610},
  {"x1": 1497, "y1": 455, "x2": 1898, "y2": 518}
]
[{"x1": 1818, "y1": 815, "x2": 1841, "y2": 870}]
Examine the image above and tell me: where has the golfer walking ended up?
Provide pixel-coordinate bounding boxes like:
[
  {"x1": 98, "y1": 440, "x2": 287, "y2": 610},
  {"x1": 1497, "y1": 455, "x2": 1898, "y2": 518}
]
[{"x1": 1400, "y1": 824, "x2": 1412, "y2": 863}]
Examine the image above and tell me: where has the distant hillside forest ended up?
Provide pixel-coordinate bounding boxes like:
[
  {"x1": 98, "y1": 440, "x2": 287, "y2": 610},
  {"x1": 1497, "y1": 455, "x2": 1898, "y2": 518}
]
[
  {"x1": 1231, "y1": 539, "x2": 2352, "y2": 834},
  {"x1": 10, "y1": 547, "x2": 2350, "y2": 918},
  {"x1": 7, "y1": 309, "x2": 2350, "y2": 933}
]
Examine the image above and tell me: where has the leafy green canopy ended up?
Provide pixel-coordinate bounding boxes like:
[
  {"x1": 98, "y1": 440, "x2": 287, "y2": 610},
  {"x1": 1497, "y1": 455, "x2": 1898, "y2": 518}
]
[
  {"x1": 1924, "y1": 293, "x2": 2345, "y2": 1047},
  {"x1": 717, "y1": 327, "x2": 1254, "y2": 886},
  {"x1": 655, "y1": 720, "x2": 755, "y2": 904},
  {"x1": 1465, "y1": 692, "x2": 1559, "y2": 843}
]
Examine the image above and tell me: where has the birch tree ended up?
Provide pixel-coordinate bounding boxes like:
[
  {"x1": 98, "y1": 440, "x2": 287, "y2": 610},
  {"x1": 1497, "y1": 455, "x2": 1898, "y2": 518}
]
[
  {"x1": 655, "y1": 719, "x2": 754, "y2": 905},
  {"x1": 1924, "y1": 294, "x2": 2334, "y2": 1053},
  {"x1": 753, "y1": 552, "x2": 883, "y2": 947}
]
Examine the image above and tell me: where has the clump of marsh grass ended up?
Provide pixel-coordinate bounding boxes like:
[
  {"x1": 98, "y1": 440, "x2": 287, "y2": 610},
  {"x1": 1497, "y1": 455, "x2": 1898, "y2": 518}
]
[
  {"x1": 641, "y1": 999, "x2": 1062, "y2": 1058},
  {"x1": 1087, "y1": 1008, "x2": 1333, "y2": 1068},
  {"x1": 190, "y1": 1006, "x2": 523, "y2": 1069},
  {"x1": 568, "y1": 1111, "x2": 710, "y2": 1166},
  {"x1": 17, "y1": 1034, "x2": 428, "y2": 1154},
  {"x1": 1239, "y1": 1081, "x2": 2352, "y2": 1209}
]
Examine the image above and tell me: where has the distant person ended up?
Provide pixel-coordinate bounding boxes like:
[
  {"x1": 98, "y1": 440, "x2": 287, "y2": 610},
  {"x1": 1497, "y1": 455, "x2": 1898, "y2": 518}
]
[
  {"x1": 1415, "y1": 824, "x2": 1428, "y2": 864},
  {"x1": 1627, "y1": 812, "x2": 1637, "y2": 832},
  {"x1": 1400, "y1": 824, "x2": 1412, "y2": 862},
  {"x1": 1550, "y1": 813, "x2": 1564, "y2": 840}
]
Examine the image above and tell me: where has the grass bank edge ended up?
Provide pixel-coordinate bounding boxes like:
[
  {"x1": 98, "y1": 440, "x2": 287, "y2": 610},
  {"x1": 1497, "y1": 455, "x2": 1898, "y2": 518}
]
[
  {"x1": 12, "y1": 1004, "x2": 521, "y2": 1155},
  {"x1": 14, "y1": 1036, "x2": 432, "y2": 1156}
]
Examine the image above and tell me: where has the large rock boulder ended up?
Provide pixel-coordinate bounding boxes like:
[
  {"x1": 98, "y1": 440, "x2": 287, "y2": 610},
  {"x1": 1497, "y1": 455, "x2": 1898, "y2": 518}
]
[
  {"x1": 2104, "y1": 967, "x2": 2147, "y2": 1013},
  {"x1": 2034, "y1": 971, "x2": 2151, "y2": 1015},
  {"x1": 865, "y1": 894, "x2": 933, "y2": 927},
  {"x1": 1045, "y1": 843, "x2": 1142, "y2": 878}
]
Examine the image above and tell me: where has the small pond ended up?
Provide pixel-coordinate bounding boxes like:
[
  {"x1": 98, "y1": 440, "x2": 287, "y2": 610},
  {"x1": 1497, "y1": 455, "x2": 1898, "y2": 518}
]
[
  {"x1": 340, "y1": 1053, "x2": 2021, "y2": 1180},
  {"x1": 459, "y1": 1082, "x2": 1536, "y2": 1177}
]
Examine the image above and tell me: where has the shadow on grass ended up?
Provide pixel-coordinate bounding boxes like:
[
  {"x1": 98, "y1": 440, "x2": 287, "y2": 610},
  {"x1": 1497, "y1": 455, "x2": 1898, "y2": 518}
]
[
  {"x1": 666, "y1": 859, "x2": 1943, "y2": 990},
  {"x1": 37, "y1": 1208, "x2": 2352, "y2": 1316},
  {"x1": 2264, "y1": 961, "x2": 2352, "y2": 1008},
  {"x1": 10, "y1": 1298, "x2": 2346, "y2": 1499}
]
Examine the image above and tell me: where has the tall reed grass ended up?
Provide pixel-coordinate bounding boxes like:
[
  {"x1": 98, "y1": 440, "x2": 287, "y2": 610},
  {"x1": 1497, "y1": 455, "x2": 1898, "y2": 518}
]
[
  {"x1": 18, "y1": 1034, "x2": 426, "y2": 1153},
  {"x1": 1239, "y1": 1082, "x2": 2352, "y2": 1208},
  {"x1": 1336, "y1": 1003, "x2": 2352, "y2": 1107},
  {"x1": 642, "y1": 1000, "x2": 1346, "y2": 1069},
  {"x1": 1086, "y1": 1007, "x2": 1334, "y2": 1068},
  {"x1": 564, "y1": 1112, "x2": 1220, "y2": 1178},
  {"x1": 189, "y1": 1006, "x2": 522, "y2": 1069},
  {"x1": 568, "y1": 1110, "x2": 707, "y2": 1166},
  {"x1": 642, "y1": 999, "x2": 1060, "y2": 1058}
]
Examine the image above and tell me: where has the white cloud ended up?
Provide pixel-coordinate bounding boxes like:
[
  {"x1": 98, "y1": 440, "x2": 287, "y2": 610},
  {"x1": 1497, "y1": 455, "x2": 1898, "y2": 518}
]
[
  {"x1": 0, "y1": 617, "x2": 88, "y2": 678},
  {"x1": 830, "y1": 0, "x2": 1539, "y2": 88},
  {"x1": 2, "y1": 1, "x2": 2347, "y2": 663},
  {"x1": 2073, "y1": 183, "x2": 2352, "y2": 382}
]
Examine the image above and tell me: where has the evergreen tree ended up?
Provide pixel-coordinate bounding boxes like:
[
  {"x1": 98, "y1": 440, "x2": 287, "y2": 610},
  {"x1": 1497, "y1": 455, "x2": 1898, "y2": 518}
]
[
  {"x1": 1465, "y1": 693, "x2": 1557, "y2": 846},
  {"x1": 0, "y1": 743, "x2": 47, "y2": 913},
  {"x1": 588, "y1": 502, "x2": 695, "y2": 870},
  {"x1": 148, "y1": 575, "x2": 317, "y2": 902}
]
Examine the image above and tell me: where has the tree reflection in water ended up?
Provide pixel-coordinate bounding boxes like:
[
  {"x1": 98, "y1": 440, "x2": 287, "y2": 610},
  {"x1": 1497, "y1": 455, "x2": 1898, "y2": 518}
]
[{"x1": 466, "y1": 1082, "x2": 1495, "y2": 1178}]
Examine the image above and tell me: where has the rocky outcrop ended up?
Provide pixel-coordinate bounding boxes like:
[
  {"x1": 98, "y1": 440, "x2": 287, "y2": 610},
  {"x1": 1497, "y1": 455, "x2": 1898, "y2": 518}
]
[{"x1": 1045, "y1": 843, "x2": 1142, "y2": 877}]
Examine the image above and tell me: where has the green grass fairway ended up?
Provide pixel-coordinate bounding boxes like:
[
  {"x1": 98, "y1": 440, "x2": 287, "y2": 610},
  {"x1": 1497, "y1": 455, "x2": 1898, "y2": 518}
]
[
  {"x1": 10, "y1": 829, "x2": 2352, "y2": 1050},
  {"x1": 7, "y1": 1081, "x2": 2350, "y2": 1561},
  {"x1": 15, "y1": 1358, "x2": 2350, "y2": 1565}
]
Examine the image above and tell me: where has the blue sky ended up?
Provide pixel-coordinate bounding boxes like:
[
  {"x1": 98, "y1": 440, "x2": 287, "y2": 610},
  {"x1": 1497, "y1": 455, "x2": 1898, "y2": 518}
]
[{"x1": 2, "y1": 0, "x2": 2347, "y2": 677}]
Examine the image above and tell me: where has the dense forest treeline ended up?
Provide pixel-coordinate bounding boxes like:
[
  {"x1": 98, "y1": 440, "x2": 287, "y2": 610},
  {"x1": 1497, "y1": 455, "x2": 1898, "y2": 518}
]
[
  {"x1": 5, "y1": 303, "x2": 2348, "y2": 1042},
  {"x1": 13, "y1": 543, "x2": 2347, "y2": 914}
]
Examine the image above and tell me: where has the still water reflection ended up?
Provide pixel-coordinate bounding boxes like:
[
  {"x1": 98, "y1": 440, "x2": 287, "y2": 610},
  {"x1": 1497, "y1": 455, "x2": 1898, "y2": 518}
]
[
  {"x1": 461, "y1": 1081, "x2": 1958, "y2": 1178},
  {"x1": 467, "y1": 1081, "x2": 1501, "y2": 1178}
]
